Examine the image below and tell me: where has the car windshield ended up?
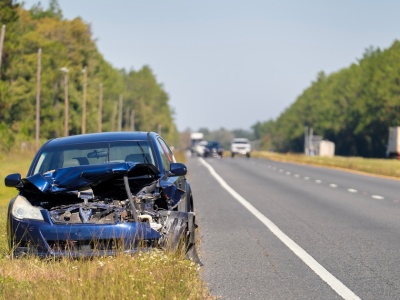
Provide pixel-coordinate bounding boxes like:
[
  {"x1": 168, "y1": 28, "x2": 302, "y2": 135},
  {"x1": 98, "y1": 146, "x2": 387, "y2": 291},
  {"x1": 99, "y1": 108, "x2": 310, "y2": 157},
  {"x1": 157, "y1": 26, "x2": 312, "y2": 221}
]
[
  {"x1": 207, "y1": 141, "x2": 220, "y2": 147},
  {"x1": 33, "y1": 140, "x2": 155, "y2": 175},
  {"x1": 233, "y1": 139, "x2": 249, "y2": 144}
]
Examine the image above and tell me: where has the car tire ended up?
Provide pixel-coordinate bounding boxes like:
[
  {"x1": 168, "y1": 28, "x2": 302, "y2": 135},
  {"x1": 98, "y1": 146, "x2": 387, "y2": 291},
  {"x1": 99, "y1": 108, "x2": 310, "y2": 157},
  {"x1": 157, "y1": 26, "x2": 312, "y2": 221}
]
[{"x1": 159, "y1": 212, "x2": 188, "y2": 255}]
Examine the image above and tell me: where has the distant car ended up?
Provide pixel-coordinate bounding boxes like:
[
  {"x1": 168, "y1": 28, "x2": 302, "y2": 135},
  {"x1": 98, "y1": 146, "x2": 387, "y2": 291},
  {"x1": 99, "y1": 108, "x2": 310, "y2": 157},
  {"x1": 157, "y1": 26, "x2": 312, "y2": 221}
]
[
  {"x1": 231, "y1": 138, "x2": 251, "y2": 158},
  {"x1": 5, "y1": 131, "x2": 200, "y2": 263},
  {"x1": 203, "y1": 141, "x2": 224, "y2": 158},
  {"x1": 193, "y1": 140, "x2": 208, "y2": 157}
]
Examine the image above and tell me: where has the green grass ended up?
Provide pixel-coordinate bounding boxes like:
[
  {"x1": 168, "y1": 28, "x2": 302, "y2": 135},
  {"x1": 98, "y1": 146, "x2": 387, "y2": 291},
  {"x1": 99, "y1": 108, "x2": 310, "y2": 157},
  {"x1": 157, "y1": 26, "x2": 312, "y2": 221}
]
[{"x1": 0, "y1": 151, "x2": 212, "y2": 300}]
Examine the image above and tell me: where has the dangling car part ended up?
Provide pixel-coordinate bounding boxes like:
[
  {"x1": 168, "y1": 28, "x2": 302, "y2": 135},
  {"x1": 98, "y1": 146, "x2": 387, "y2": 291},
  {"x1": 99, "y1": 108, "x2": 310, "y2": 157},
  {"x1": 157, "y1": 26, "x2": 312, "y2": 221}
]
[{"x1": 5, "y1": 132, "x2": 201, "y2": 264}]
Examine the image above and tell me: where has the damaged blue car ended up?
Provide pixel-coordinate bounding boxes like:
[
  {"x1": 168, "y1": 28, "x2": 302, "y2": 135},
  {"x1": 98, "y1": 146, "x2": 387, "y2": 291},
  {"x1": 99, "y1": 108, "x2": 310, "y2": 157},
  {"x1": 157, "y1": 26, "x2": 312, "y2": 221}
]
[{"x1": 5, "y1": 131, "x2": 200, "y2": 263}]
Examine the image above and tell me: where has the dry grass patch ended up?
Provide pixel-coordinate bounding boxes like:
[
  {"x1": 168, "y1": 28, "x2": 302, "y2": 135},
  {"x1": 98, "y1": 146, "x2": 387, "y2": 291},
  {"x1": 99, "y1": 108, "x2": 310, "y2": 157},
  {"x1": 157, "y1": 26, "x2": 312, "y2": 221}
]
[
  {"x1": 253, "y1": 151, "x2": 400, "y2": 179},
  {"x1": 0, "y1": 251, "x2": 211, "y2": 300}
]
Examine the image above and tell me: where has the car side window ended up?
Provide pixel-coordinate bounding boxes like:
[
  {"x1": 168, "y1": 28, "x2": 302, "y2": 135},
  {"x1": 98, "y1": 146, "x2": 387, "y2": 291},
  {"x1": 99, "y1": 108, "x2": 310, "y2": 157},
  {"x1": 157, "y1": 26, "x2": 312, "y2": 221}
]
[{"x1": 156, "y1": 138, "x2": 175, "y2": 170}]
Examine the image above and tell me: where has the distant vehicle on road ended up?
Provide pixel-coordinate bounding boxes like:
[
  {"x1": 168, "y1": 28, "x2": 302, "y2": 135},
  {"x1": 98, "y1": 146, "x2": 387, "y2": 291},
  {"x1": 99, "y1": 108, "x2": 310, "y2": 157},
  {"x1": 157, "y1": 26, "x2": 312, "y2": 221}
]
[
  {"x1": 190, "y1": 132, "x2": 204, "y2": 155},
  {"x1": 231, "y1": 138, "x2": 251, "y2": 158},
  {"x1": 203, "y1": 141, "x2": 224, "y2": 158},
  {"x1": 387, "y1": 126, "x2": 400, "y2": 158},
  {"x1": 193, "y1": 140, "x2": 208, "y2": 157}
]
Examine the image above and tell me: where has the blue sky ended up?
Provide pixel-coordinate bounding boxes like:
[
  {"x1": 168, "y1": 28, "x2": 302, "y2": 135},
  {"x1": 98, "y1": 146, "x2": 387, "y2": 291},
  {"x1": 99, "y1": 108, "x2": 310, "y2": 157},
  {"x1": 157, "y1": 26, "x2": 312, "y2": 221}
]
[{"x1": 21, "y1": 0, "x2": 400, "y2": 131}]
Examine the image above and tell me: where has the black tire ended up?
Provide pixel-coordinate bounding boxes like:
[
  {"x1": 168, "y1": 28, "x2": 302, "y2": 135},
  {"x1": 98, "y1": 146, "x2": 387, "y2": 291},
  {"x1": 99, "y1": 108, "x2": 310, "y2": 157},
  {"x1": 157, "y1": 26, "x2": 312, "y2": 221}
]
[
  {"x1": 231, "y1": 152, "x2": 235, "y2": 158},
  {"x1": 246, "y1": 152, "x2": 250, "y2": 158}
]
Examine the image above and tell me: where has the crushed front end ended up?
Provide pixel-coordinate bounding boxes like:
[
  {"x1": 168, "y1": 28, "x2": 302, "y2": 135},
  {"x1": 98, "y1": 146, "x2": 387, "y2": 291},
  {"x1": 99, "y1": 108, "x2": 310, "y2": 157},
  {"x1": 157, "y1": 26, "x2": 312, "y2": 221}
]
[{"x1": 7, "y1": 162, "x2": 196, "y2": 259}]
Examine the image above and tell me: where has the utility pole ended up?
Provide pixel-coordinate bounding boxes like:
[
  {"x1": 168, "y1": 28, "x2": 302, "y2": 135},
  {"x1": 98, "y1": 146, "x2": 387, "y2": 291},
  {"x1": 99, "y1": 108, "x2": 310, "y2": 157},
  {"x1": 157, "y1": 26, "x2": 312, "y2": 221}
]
[
  {"x1": 98, "y1": 83, "x2": 103, "y2": 132},
  {"x1": 35, "y1": 48, "x2": 42, "y2": 150},
  {"x1": 130, "y1": 110, "x2": 135, "y2": 131},
  {"x1": 60, "y1": 67, "x2": 69, "y2": 137},
  {"x1": 111, "y1": 101, "x2": 117, "y2": 131},
  {"x1": 118, "y1": 95, "x2": 123, "y2": 131},
  {"x1": 82, "y1": 66, "x2": 87, "y2": 134},
  {"x1": 124, "y1": 107, "x2": 130, "y2": 131},
  {"x1": 0, "y1": 25, "x2": 6, "y2": 73}
]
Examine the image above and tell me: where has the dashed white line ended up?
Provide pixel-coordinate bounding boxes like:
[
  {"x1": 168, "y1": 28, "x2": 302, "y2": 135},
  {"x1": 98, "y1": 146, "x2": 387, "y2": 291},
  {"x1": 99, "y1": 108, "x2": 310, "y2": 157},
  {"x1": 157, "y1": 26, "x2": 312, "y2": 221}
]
[
  {"x1": 199, "y1": 157, "x2": 360, "y2": 300},
  {"x1": 304, "y1": 177, "x2": 310, "y2": 180},
  {"x1": 294, "y1": 174, "x2": 300, "y2": 178},
  {"x1": 371, "y1": 195, "x2": 384, "y2": 200},
  {"x1": 315, "y1": 180, "x2": 322, "y2": 184},
  {"x1": 329, "y1": 184, "x2": 338, "y2": 188},
  {"x1": 347, "y1": 189, "x2": 358, "y2": 193},
  {"x1": 286, "y1": 171, "x2": 291, "y2": 175}
]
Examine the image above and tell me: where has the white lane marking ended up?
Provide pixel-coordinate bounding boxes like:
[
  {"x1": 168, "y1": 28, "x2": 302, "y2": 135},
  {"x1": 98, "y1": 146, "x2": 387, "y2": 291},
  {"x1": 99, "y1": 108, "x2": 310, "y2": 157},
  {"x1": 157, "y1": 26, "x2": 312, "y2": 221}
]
[
  {"x1": 315, "y1": 180, "x2": 322, "y2": 184},
  {"x1": 372, "y1": 195, "x2": 384, "y2": 200},
  {"x1": 199, "y1": 158, "x2": 360, "y2": 300},
  {"x1": 286, "y1": 172, "x2": 291, "y2": 175},
  {"x1": 294, "y1": 174, "x2": 300, "y2": 178},
  {"x1": 348, "y1": 189, "x2": 358, "y2": 193},
  {"x1": 279, "y1": 169, "x2": 284, "y2": 173},
  {"x1": 304, "y1": 177, "x2": 310, "y2": 180},
  {"x1": 329, "y1": 184, "x2": 338, "y2": 188}
]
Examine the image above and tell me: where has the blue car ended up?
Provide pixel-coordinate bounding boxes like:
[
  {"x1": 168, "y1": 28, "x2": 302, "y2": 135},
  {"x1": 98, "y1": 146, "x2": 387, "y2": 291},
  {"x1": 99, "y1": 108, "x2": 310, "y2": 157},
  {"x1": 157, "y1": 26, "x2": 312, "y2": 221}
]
[{"x1": 5, "y1": 131, "x2": 200, "y2": 262}]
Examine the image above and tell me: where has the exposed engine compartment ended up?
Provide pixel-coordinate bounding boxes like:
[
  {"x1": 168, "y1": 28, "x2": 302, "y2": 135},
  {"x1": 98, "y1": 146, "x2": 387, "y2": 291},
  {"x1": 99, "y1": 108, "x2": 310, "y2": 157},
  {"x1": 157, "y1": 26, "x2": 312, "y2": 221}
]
[{"x1": 46, "y1": 180, "x2": 165, "y2": 233}]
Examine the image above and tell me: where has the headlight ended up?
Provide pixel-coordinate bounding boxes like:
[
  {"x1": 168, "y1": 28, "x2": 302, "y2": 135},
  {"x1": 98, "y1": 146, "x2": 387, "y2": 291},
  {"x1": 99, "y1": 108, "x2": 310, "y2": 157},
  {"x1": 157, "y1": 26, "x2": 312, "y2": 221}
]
[{"x1": 12, "y1": 195, "x2": 44, "y2": 221}]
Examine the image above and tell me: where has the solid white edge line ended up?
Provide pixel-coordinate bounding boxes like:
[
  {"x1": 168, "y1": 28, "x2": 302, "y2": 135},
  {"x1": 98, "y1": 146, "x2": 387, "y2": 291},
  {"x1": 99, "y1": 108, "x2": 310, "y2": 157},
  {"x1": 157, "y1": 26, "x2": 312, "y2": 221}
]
[{"x1": 198, "y1": 158, "x2": 360, "y2": 300}]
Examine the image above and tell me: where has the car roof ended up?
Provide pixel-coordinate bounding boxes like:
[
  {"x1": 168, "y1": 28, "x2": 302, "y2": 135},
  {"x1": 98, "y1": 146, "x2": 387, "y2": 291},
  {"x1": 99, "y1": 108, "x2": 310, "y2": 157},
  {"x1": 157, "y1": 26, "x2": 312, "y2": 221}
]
[{"x1": 43, "y1": 132, "x2": 153, "y2": 147}]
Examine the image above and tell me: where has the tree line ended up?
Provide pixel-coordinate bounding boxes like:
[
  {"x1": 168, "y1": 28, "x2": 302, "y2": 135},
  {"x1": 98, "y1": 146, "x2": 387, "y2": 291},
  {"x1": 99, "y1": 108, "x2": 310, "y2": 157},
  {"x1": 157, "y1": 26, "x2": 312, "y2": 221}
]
[
  {"x1": 252, "y1": 42, "x2": 400, "y2": 158},
  {"x1": 0, "y1": 0, "x2": 178, "y2": 152}
]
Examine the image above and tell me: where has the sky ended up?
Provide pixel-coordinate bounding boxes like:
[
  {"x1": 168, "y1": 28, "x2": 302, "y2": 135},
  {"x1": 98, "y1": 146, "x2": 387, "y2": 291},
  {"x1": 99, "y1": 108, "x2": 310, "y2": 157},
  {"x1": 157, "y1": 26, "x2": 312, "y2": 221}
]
[{"x1": 21, "y1": 0, "x2": 400, "y2": 132}]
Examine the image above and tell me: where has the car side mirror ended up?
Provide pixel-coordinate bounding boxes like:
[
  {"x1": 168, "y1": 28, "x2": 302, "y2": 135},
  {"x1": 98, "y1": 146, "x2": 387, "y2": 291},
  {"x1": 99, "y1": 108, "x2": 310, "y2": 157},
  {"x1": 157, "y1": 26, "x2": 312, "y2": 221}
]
[
  {"x1": 168, "y1": 163, "x2": 187, "y2": 177},
  {"x1": 5, "y1": 173, "x2": 22, "y2": 187}
]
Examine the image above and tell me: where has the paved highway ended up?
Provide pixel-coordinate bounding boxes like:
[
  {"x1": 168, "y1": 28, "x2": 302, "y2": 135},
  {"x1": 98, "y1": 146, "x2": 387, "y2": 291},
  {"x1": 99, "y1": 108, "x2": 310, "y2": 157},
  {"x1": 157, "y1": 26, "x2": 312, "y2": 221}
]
[{"x1": 187, "y1": 155, "x2": 400, "y2": 299}]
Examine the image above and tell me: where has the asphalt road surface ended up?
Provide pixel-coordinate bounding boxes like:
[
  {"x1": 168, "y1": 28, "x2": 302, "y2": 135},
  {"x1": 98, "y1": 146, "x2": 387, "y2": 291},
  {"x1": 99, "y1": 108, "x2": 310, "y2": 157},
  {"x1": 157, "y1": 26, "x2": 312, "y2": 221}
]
[{"x1": 187, "y1": 155, "x2": 400, "y2": 300}]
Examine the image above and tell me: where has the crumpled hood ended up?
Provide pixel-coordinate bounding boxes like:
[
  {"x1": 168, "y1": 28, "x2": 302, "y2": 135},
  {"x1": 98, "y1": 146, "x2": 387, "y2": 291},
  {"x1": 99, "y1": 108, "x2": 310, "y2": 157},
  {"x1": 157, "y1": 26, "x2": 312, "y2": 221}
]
[{"x1": 19, "y1": 162, "x2": 159, "y2": 194}]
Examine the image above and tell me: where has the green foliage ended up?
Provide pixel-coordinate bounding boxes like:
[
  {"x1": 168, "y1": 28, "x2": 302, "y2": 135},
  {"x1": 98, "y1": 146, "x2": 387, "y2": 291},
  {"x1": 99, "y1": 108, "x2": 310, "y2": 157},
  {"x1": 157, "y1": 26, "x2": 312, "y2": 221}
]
[
  {"x1": 254, "y1": 41, "x2": 400, "y2": 157},
  {"x1": 0, "y1": 1, "x2": 178, "y2": 151},
  {"x1": 29, "y1": 0, "x2": 62, "y2": 20}
]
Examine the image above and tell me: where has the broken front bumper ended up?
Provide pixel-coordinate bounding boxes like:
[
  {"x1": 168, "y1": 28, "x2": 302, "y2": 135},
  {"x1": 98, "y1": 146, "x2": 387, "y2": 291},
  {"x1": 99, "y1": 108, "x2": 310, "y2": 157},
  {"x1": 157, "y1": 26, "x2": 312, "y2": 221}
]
[{"x1": 8, "y1": 209, "x2": 161, "y2": 258}]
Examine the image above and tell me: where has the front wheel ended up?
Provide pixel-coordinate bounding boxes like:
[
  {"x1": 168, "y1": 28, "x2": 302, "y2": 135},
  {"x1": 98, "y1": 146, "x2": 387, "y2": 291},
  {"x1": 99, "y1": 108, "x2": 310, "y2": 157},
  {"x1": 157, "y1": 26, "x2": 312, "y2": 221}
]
[{"x1": 159, "y1": 211, "x2": 202, "y2": 265}]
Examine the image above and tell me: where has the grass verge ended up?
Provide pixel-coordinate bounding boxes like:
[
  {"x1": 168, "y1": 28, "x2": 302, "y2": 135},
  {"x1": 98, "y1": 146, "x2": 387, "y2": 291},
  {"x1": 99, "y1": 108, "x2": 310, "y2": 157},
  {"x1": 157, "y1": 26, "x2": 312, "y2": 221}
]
[{"x1": 252, "y1": 151, "x2": 400, "y2": 179}]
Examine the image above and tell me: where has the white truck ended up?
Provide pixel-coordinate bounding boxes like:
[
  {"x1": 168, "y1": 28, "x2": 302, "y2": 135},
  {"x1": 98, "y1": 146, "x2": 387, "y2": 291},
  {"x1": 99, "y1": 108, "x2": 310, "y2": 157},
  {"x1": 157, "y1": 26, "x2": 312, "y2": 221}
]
[
  {"x1": 387, "y1": 127, "x2": 400, "y2": 158},
  {"x1": 190, "y1": 132, "x2": 204, "y2": 156},
  {"x1": 230, "y1": 138, "x2": 251, "y2": 158}
]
